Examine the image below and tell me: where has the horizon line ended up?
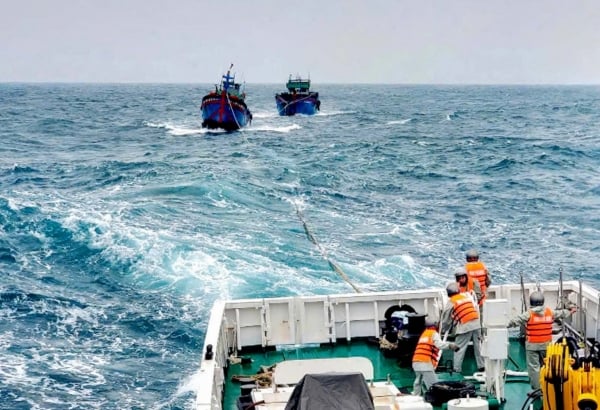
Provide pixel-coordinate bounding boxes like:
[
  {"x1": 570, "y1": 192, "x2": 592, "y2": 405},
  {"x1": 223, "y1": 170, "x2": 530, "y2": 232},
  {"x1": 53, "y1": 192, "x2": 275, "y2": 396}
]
[{"x1": 2, "y1": 81, "x2": 599, "y2": 87}]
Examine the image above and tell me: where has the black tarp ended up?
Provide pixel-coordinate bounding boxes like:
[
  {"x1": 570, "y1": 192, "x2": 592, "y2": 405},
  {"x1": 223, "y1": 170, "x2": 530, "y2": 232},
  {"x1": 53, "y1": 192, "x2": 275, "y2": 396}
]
[{"x1": 284, "y1": 372, "x2": 374, "y2": 410}]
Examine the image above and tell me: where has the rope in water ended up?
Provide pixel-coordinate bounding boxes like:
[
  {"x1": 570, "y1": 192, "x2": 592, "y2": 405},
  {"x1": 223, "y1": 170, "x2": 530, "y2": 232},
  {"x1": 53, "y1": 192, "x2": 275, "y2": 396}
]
[{"x1": 293, "y1": 202, "x2": 362, "y2": 293}]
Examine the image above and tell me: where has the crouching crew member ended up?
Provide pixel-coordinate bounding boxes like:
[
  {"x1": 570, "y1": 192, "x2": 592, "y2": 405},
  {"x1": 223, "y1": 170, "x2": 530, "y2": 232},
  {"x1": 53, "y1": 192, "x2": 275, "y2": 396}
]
[{"x1": 412, "y1": 319, "x2": 459, "y2": 395}]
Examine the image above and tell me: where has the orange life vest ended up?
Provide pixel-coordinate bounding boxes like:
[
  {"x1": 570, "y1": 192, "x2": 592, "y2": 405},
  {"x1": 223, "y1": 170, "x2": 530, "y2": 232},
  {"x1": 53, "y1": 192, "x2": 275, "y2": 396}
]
[
  {"x1": 465, "y1": 261, "x2": 488, "y2": 296},
  {"x1": 526, "y1": 307, "x2": 554, "y2": 343},
  {"x1": 458, "y1": 277, "x2": 482, "y2": 306},
  {"x1": 450, "y1": 293, "x2": 479, "y2": 324},
  {"x1": 412, "y1": 328, "x2": 440, "y2": 367}
]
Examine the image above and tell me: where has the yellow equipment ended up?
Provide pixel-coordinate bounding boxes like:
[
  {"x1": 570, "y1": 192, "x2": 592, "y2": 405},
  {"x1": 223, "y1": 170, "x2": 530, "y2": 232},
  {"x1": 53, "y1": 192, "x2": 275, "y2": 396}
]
[{"x1": 540, "y1": 339, "x2": 600, "y2": 410}]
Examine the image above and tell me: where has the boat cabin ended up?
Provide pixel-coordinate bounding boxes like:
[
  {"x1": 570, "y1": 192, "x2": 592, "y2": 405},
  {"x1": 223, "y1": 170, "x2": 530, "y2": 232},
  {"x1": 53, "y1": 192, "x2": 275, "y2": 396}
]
[{"x1": 286, "y1": 75, "x2": 311, "y2": 93}]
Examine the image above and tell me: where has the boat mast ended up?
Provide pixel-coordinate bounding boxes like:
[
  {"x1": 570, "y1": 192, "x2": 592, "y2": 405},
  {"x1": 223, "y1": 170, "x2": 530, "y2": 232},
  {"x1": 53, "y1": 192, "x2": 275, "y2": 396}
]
[{"x1": 222, "y1": 63, "x2": 234, "y2": 92}]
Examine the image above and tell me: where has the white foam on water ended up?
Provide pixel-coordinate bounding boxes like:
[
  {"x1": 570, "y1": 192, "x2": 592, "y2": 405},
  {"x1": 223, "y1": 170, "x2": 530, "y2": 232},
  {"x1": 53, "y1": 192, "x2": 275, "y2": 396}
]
[
  {"x1": 446, "y1": 111, "x2": 458, "y2": 120},
  {"x1": 168, "y1": 126, "x2": 207, "y2": 136},
  {"x1": 50, "y1": 197, "x2": 234, "y2": 300},
  {"x1": 315, "y1": 110, "x2": 355, "y2": 116},
  {"x1": 0, "y1": 332, "x2": 30, "y2": 385},
  {"x1": 169, "y1": 249, "x2": 234, "y2": 300},
  {"x1": 386, "y1": 118, "x2": 413, "y2": 125},
  {"x1": 285, "y1": 195, "x2": 307, "y2": 213},
  {"x1": 145, "y1": 121, "x2": 208, "y2": 136},
  {"x1": 246, "y1": 123, "x2": 301, "y2": 133}
]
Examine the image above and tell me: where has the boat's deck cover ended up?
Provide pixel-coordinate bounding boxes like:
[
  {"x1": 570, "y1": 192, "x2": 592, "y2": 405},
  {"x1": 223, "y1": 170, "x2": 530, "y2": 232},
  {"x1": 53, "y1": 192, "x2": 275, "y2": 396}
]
[
  {"x1": 224, "y1": 339, "x2": 531, "y2": 409},
  {"x1": 273, "y1": 357, "x2": 373, "y2": 385}
]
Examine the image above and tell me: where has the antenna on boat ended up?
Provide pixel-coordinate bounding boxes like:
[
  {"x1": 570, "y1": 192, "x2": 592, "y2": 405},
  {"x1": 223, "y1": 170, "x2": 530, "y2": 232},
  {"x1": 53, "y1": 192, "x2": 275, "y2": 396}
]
[
  {"x1": 519, "y1": 272, "x2": 526, "y2": 312},
  {"x1": 559, "y1": 267, "x2": 566, "y2": 339},
  {"x1": 579, "y1": 279, "x2": 588, "y2": 357},
  {"x1": 558, "y1": 267, "x2": 564, "y2": 308},
  {"x1": 222, "y1": 63, "x2": 235, "y2": 91},
  {"x1": 519, "y1": 272, "x2": 527, "y2": 340}
]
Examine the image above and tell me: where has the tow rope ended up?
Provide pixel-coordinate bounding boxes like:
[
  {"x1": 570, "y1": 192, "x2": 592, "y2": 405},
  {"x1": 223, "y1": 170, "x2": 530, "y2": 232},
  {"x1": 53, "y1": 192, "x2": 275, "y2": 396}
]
[
  {"x1": 225, "y1": 93, "x2": 244, "y2": 130},
  {"x1": 294, "y1": 202, "x2": 362, "y2": 293},
  {"x1": 277, "y1": 93, "x2": 317, "y2": 114}
]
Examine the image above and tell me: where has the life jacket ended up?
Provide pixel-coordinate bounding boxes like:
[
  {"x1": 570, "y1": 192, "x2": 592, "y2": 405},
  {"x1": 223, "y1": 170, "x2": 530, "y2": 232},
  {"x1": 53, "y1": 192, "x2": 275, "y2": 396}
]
[
  {"x1": 450, "y1": 293, "x2": 479, "y2": 324},
  {"x1": 465, "y1": 261, "x2": 488, "y2": 297},
  {"x1": 526, "y1": 307, "x2": 554, "y2": 343},
  {"x1": 458, "y1": 277, "x2": 482, "y2": 306},
  {"x1": 413, "y1": 328, "x2": 440, "y2": 367}
]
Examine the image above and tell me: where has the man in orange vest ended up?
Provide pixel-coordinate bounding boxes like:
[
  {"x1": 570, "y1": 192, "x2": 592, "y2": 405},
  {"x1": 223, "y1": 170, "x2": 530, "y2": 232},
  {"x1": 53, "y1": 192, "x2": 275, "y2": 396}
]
[
  {"x1": 441, "y1": 282, "x2": 485, "y2": 374},
  {"x1": 455, "y1": 267, "x2": 483, "y2": 306},
  {"x1": 507, "y1": 291, "x2": 576, "y2": 389},
  {"x1": 412, "y1": 318, "x2": 459, "y2": 395},
  {"x1": 465, "y1": 249, "x2": 491, "y2": 303}
]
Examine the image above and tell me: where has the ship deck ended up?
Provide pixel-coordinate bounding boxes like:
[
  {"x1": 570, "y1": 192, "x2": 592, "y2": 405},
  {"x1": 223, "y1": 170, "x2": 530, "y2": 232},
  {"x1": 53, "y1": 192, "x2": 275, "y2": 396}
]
[{"x1": 223, "y1": 337, "x2": 533, "y2": 409}]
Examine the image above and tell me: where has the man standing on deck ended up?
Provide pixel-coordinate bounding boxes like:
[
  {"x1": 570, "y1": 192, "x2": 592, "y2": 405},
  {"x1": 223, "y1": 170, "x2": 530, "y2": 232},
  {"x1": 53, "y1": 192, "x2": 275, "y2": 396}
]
[
  {"x1": 465, "y1": 249, "x2": 491, "y2": 305},
  {"x1": 507, "y1": 291, "x2": 576, "y2": 390},
  {"x1": 441, "y1": 282, "x2": 485, "y2": 373},
  {"x1": 412, "y1": 318, "x2": 459, "y2": 395},
  {"x1": 455, "y1": 267, "x2": 483, "y2": 306}
]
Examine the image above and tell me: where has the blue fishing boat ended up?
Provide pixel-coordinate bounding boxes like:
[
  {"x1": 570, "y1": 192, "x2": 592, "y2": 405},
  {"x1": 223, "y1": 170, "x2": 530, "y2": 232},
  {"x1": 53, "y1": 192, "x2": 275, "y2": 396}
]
[
  {"x1": 275, "y1": 75, "x2": 321, "y2": 116},
  {"x1": 201, "y1": 64, "x2": 252, "y2": 131}
]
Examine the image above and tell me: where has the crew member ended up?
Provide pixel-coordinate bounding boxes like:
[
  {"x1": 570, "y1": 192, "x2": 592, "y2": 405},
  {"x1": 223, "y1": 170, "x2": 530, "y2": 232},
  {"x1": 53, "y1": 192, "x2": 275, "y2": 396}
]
[
  {"x1": 465, "y1": 249, "x2": 491, "y2": 305},
  {"x1": 441, "y1": 282, "x2": 485, "y2": 373},
  {"x1": 412, "y1": 319, "x2": 459, "y2": 395},
  {"x1": 455, "y1": 267, "x2": 482, "y2": 306},
  {"x1": 507, "y1": 291, "x2": 576, "y2": 390}
]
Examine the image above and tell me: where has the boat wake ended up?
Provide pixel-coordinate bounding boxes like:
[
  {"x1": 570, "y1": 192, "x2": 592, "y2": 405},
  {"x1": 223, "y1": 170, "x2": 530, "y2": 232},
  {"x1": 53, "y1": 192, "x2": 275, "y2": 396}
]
[
  {"x1": 315, "y1": 110, "x2": 355, "y2": 116},
  {"x1": 247, "y1": 124, "x2": 302, "y2": 133},
  {"x1": 386, "y1": 118, "x2": 413, "y2": 125},
  {"x1": 146, "y1": 121, "x2": 300, "y2": 135},
  {"x1": 145, "y1": 121, "x2": 209, "y2": 136}
]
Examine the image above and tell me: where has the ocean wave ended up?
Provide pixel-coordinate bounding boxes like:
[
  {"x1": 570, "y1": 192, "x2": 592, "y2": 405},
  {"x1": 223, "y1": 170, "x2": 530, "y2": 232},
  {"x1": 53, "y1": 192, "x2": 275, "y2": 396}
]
[{"x1": 2, "y1": 83, "x2": 600, "y2": 409}]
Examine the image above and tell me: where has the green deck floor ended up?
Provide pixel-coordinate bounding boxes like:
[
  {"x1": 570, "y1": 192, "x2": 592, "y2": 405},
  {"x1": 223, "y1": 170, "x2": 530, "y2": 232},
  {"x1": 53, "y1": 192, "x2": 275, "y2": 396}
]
[{"x1": 224, "y1": 338, "x2": 535, "y2": 409}]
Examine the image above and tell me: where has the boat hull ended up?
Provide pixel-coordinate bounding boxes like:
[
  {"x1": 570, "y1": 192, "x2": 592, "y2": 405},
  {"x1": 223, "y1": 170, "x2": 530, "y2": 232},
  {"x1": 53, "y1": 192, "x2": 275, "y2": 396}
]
[
  {"x1": 195, "y1": 280, "x2": 600, "y2": 409},
  {"x1": 201, "y1": 92, "x2": 252, "y2": 131},
  {"x1": 275, "y1": 92, "x2": 320, "y2": 116}
]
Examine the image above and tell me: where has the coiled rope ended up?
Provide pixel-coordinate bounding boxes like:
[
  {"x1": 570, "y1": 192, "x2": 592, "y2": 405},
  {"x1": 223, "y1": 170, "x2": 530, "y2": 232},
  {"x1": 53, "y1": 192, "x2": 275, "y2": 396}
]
[{"x1": 293, "y1": 202, "x2": 362, "y2": 293}]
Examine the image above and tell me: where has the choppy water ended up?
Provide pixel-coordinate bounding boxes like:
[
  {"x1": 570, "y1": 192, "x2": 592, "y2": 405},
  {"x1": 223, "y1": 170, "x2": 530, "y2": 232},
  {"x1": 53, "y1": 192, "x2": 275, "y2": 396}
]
[{"x1": 1, "y1": 83, "x2": 599, "y2": 409}]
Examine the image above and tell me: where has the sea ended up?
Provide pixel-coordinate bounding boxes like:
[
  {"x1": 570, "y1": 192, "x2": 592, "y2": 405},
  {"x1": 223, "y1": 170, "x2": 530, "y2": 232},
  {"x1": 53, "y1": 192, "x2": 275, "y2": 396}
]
[{"x1": 1, "y1": 83, "x2": 599, "y2": 409}]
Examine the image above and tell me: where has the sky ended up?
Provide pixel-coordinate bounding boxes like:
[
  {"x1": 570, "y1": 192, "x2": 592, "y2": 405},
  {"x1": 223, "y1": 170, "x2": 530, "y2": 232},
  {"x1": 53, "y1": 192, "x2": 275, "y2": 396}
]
[{"x1": 1, "y1": 0, "x2": 600, "y2": 84}]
